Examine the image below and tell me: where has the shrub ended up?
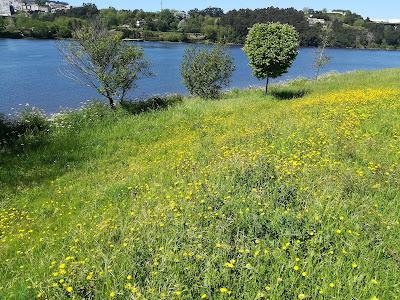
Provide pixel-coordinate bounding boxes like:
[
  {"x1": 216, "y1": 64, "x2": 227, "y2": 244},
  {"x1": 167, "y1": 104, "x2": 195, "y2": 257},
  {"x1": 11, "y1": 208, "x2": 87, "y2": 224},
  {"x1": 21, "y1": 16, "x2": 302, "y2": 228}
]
[
  {"x1": 0, "y1": 108, "x2": 50, "y2": 147},
  {"x1": 161, "y1": 32, "x2": 187, "y2": 42},
  {"x1": 61, "y1": 24, "x2": 151, "y2": 109},
  {"x1": 180, "y1": 46, "x2": 235, "y2": 99},
  {"x1": 120, "y1": 94, "x2": 183, "y2": 114},
  {"x1": 243, "y1": 22, "x2": 299, "y2": 94}
]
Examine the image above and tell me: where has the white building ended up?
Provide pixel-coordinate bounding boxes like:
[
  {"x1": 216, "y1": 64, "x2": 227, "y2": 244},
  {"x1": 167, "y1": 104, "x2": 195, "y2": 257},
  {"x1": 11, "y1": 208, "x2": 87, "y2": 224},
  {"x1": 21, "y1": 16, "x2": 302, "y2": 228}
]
[
  {"x1": 46, "y1": 1, "x2": 70, "y2": 12},
  {"x1": 0, "y1": 0, "x2": 12, "y2": 16},
  {"x1": 331, "y1": 10, "x2": 347, "y2": 16},
  {"x1": 136, "y1": 19, "x2": 145, "y2": 28},
  {"x1": 20, "y1": 2, "x2": 49, "y2": 13},
  {"x1": 308, "y1": 17, "x2": 326, "y2": 25}
]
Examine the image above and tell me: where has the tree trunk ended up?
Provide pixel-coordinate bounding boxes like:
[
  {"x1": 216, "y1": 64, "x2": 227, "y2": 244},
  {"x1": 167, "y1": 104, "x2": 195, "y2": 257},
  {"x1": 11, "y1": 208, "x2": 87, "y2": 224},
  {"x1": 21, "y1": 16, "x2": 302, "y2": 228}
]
[
  {"x1": 315, "y1": 67, "x2": 320, "y2": 81},
  {"x1": 265, "y1": 77, "x2": 269, "y2": 94},
  {"x1": 107, "y1": 96, "x2": 116, "y2": 110}
]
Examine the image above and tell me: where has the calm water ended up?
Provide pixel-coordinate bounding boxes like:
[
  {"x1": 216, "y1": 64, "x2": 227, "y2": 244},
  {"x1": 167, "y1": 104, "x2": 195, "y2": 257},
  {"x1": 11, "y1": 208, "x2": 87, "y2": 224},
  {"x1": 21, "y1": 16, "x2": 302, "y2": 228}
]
[{"x1": 1, "y1": 39, "x2": 400, "y2": 114}]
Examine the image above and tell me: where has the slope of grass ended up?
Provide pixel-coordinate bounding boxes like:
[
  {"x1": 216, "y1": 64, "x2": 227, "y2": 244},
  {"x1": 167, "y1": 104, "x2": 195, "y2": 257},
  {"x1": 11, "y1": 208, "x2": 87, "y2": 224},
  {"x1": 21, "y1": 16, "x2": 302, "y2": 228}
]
[{"x1": 0, "y1": 69, "x2": 399, "y2": 299}]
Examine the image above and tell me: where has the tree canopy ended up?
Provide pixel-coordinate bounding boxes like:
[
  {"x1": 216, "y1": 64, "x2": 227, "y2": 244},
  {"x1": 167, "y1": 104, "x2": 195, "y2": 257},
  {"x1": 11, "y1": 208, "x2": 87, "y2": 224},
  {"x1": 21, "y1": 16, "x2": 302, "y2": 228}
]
[
  {"x1": 243, "y1": 23, "x2": 299, "y2": 93},
  {"x1": 61, "y1": 25, "x2": 150, "y2": 108}
]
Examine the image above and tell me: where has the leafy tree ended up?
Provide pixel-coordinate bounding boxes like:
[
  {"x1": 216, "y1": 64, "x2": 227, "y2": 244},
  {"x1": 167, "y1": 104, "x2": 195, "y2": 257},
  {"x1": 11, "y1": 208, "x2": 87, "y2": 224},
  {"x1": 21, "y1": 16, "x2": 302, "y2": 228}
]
[
  {"x1": 384, "y1": 26, "x2": 400, "y2": 46},
  {"x1": 61, "y1": 24, "x2": 150, "y2": 109},
  {"x1": 201, "y1": 25, "x2": 219, "y2": 41},
  {"x1": 313, "y1": 26, "x2": 332, "y2": 80},
  {"x1": 181, "y1": 16, "x2": 204, "y2": 33},
  {"x1": 201, "y1": 7, "x2": 224, "y2": 18},
  {"x1": 157, "y1": 9, "x2": 179, "y2": 31},
  {"x1": 243, "y1": 22, "x2": 299, "y2": 94},
  {"x1": 180, "y1": 46, "x2": 235, "y2": 99},
  {"x1": 66, "y1": 3, "x2": 99, "y2": 19},
  {"x1": 99, "y1": 7, "x2": 119, "y2": 29},
  {"x1": 221, "y1": 7, "x2": 309, "y2": 45}
]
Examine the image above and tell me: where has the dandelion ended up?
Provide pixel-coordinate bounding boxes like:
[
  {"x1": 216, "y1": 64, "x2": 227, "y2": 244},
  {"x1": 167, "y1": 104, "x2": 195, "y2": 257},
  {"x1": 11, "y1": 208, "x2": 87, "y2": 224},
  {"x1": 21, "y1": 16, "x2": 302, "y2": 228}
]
[
  {"x1": 351, "y1": 262, "x2": 358, "y2": 269},
  {"x1": 329, "y1": 283, "x2": 335, "y2": 288},
  {"x1": 109, "y1": 291, "x2": 116, "y2": 298},
  {"x1": 201, "y1": 294, "x2": 207, "y2": 299},
  {"x1": 66, "y1": 287, "x2": 73, "y2": 293},
  {"x1": 225, "y1": 259, "x2": 235, "y2": 268},
  {"x1": 127, "y1": 275, "x2": 132, "y2": 280},
  {"x1": 294, "y1": 265, "x2": 299, "y2": 271},
  {"x1": 175, "y1": 291, "x2": 182, "y2": 296},
  {"x1": 220, "y1": 287, "x2": 230, "y2": 294},
  {"x1": 371, "y1": 279, "x2": 379, "y2": 285},
  {"x1": 298, "y1": 293, "x2": 306, "y2": 299},
  {"x1": 301, "y1": 271, "x2": 307, "y2": 277}
]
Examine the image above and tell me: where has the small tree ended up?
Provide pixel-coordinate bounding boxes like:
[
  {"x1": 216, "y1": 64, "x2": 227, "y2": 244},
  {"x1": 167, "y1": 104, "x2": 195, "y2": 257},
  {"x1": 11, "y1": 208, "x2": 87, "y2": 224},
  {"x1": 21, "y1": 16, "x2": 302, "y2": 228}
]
[
  {"x1": 60, "y1": 24, "x2": 150, "y2": 109},
  {"x1": 313, "y1": 26, "x2": 332, "y2": 80},
  {"x1": 180, "y1": 46, "x2": 235, "y2": 99},
  {"x1": 243, "y1": 23, "x2": 299, "y2": 94}
]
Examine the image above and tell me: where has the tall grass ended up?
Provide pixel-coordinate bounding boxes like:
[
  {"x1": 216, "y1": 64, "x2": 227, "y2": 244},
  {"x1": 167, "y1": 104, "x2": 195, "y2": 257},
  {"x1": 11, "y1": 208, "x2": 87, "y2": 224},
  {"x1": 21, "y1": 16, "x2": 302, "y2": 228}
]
[{"x1": 0, "y1": 69, "x2": 399, "y2": 299}]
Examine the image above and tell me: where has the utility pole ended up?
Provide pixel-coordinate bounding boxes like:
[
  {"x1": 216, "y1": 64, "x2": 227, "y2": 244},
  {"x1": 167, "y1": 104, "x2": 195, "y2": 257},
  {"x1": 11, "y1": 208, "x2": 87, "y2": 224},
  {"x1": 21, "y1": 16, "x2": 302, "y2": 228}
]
[{"x1": 160, "y1": 0, "x2": 163, "y2": 11}]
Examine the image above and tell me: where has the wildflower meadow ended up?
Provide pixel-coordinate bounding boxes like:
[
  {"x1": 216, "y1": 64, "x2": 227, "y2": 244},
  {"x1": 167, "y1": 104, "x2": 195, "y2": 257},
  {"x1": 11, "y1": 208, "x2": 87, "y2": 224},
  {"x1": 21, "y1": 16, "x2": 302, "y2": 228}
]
[{"x1": 0, "y1": 69, "x2": 399, "y2": 299}]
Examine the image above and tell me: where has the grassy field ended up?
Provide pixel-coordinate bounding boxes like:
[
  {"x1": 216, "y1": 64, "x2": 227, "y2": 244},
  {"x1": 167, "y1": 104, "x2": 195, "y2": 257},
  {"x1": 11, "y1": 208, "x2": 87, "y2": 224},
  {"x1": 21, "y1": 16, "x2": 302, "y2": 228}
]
[{"x1": 1, "y1": 69, "x2": 399, "y2": 299}]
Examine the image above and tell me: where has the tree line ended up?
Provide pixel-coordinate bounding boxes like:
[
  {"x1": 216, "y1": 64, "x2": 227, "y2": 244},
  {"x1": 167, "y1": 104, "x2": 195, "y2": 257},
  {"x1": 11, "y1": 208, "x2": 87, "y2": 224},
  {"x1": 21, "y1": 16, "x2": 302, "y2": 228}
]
[
  {"x1": 62, "y1": 22, "x2": 301, "y2": 109},
  {"x1": 1, "y1": 4, "x2": 400, "y2": 49}
]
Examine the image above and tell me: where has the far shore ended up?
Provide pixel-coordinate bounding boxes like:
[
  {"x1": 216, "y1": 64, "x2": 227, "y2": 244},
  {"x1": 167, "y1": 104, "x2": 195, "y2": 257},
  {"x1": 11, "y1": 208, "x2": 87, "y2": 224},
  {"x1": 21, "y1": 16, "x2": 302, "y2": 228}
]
[{"x1": 2, "y1": 36, "x2": 400, "y2": 52}]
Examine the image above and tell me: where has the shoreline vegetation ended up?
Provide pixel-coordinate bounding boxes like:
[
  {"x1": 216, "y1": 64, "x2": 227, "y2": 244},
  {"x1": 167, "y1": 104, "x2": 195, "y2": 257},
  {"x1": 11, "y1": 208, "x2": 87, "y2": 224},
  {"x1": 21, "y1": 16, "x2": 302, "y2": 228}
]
[
  {"x1": 3, "y1": 35, "x2": 400, "y2": 52},
  {"x1": 1, "y1": 69, "x2": 400, "y2": 299},
  {"x1": 1, "y1": 5, "x2": 400, "y2": 50}
]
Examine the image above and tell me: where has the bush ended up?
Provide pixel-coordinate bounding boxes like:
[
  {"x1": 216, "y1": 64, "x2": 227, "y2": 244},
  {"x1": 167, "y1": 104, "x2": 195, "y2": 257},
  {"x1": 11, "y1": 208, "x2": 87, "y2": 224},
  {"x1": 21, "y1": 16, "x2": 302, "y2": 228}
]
[
  {"x1": 0, "y1": 108, "x2": 50, "y2": 147},
  {"x1": 120, "y1": 94, "x2": 183, "y2": 114},
  {"x1": 61, "y1": 25, "x2": 150, "y2": 109},
  {"x1": 180, "y1": 46, "x2": 235, "y2": 99},
  {"x1": 243, "y1": 22, "x2": 299, "y2": 94},
  {"x1": 161, "y1": 32, "x2": 187, "y2": 42},
  {"x1": 52, "y1": 101, "x2": 117, "y2": 130}
]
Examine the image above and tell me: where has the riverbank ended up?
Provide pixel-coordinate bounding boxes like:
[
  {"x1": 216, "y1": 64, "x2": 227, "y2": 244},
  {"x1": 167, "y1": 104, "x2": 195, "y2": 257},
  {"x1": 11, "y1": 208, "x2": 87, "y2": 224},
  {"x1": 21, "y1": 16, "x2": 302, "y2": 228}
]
[
  {"x1": 1, "y1": 69, "x2": 400, "y2": 299},
  {"x1": 2, "y1": 31, "x2": 400, "y2": 51}
]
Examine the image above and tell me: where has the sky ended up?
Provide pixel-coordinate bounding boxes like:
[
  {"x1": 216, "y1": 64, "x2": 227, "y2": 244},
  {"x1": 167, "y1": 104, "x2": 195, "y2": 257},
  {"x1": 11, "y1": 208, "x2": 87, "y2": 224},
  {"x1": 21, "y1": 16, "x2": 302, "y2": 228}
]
[{"x1": 67, "y1": 0, "x2": 400, "y2": 20}]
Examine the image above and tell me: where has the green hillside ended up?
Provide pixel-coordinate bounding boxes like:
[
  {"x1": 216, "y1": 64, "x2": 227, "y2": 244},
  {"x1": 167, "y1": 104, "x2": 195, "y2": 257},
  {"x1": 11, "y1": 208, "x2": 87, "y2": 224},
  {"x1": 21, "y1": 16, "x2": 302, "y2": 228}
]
[{"x1": 1, "y1": 69, "x2": 399, "y2": 299}]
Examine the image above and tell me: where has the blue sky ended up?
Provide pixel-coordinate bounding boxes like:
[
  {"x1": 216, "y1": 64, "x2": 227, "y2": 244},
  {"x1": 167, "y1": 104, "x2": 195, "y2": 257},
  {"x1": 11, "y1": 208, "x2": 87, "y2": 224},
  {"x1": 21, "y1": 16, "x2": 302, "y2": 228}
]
[{"x1": 68, "y1": 1, "x2": 400, "y2": 20}]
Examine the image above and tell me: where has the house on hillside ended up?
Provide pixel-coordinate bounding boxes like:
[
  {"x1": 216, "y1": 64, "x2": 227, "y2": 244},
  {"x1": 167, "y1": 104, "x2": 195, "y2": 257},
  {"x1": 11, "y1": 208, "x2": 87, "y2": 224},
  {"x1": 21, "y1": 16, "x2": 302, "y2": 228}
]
[
  {"x1": 308, "y1": 17, "x2": 326, "y2": 25},
  {"x1": 0, "y1": 0, "x2": 12, "y2": 16},
  {"x1": 371, "y1": 19, "x2": 400, "y2": 29},
  {"x1": 20, "y1": 2, "x2": 49, "y2": 13},
  {"x1": 46, "y1": 1, "x2": 70, "y2": 12},
  {"x1": 136, "y1": 19, "x2": 145, "y2": 28},
  {"x1": 331, "y1": 10, "x2": 347, "y2": 16}
]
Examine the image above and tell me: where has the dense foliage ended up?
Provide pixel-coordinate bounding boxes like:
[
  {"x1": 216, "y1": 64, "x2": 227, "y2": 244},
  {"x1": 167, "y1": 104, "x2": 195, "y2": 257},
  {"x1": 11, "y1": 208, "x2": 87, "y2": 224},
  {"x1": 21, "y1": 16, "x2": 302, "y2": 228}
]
[
  {"x1": 243, "y1": 23, "x2": 299, "y2": 93},
  {"x1": 1, "y1": 4, "x2": 400, "y2": 49},
  {"x1": 180, "y1": 46, "x2": 235, "y2": 99}
]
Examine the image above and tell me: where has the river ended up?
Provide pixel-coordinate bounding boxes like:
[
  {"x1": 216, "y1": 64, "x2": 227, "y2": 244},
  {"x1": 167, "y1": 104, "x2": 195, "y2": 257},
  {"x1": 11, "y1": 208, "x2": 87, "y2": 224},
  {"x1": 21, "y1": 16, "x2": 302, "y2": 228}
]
[{"x1": 1, "y1": 39, "x2": 400, "y2": 114}]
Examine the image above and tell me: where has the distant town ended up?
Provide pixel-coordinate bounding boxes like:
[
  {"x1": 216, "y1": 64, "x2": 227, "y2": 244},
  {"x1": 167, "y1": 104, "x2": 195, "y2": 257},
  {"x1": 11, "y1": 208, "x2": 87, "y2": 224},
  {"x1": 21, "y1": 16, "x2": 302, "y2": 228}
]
[
  {"x1": 0, "y1": 0, "x2": 70, "y2": 16},
  {"x1": 1, "y1": 2, "x2": 399, "y2": 26}
]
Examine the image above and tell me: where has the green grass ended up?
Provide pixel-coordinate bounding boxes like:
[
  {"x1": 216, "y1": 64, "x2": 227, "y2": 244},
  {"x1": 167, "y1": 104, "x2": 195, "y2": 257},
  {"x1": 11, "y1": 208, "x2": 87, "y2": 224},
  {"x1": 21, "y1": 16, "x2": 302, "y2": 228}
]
[{"x1": 1, "y1": 69, "x2": 400, "y2": 299}]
